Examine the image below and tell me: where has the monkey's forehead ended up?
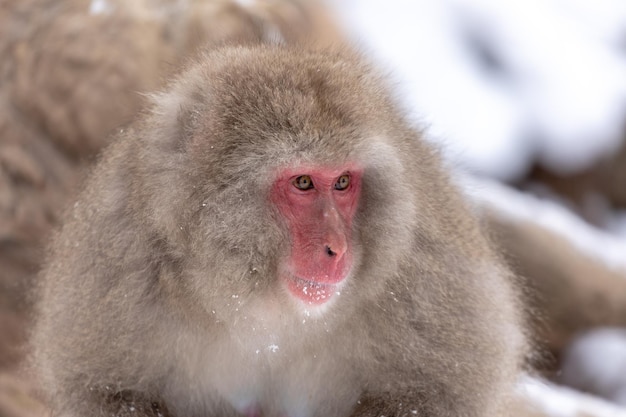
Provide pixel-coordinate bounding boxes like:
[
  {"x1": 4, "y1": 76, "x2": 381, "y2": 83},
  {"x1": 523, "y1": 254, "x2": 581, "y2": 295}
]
[
  {"x1": 149, "y1": 45, "x2": 414, "y2": 181},
  {"x1": 175, "y1": 46, "x2": 394, "y2": 132}
]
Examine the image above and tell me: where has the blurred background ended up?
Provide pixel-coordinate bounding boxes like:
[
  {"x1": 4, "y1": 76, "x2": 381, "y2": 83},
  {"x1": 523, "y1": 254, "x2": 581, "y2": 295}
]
[
  {"x1": 332, "y1": 0, "x2": 626, "y2": 240},
  {"x1": 1, "y1": 0, "x2": 625, "y2": 416}
]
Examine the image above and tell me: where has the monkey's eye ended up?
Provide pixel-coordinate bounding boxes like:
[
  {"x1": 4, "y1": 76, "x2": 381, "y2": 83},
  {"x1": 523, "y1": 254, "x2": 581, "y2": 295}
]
[
  {"x1": 293, "y1": 175, "x2": 314, "y2": 190},
  {"x1": 334, "y1": 174, "x2": 350, "y2": 190}
]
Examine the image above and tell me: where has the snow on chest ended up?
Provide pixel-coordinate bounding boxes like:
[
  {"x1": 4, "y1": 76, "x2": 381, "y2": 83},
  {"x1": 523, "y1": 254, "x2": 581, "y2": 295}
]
[{"x1": 196, "y1": 311, "x2": 359, "y2": 417}]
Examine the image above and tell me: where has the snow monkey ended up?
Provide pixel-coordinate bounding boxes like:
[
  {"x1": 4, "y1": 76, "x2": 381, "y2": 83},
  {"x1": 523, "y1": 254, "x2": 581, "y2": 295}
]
[{"x1": 31, "y1": 45, "x2": 526, "y2": 417}]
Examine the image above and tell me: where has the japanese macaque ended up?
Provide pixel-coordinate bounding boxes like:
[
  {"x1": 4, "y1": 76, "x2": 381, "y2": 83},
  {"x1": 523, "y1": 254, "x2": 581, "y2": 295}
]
[{"x1": 32, "y1": 45, "x2": 526, "y2": 417}]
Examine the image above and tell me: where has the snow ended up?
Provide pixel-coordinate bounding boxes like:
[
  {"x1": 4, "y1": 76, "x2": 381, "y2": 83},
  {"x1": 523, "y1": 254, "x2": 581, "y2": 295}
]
[
  {"x1": 561, "y1": 328, "x2": 626, "y2": 406},
  {"x1": 520, "y1": 377, "x2": 626, "y2": 417},
  {"x1": 551, "y1": 0, "x2": 626, "y2": 45},
  {"x1": 461, "y1": 176, "x2": 626, "y2": 273},
  {"x1": 330, "y1": 0, "x2": 626, "y2": 180}
]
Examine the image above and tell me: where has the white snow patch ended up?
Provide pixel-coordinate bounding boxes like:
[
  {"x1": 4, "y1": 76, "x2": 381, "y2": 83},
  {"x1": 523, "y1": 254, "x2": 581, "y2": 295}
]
[
  {"x1": 520, "y1": 376, "x2": 626, "y2": 417},
  {"x1": 561, "y1": 328, "x2": 626, "y2": 406},
  {"x1": 462, "y1": 176, "x2": 626, "y2": 273},
  {"x1": 550, "y1": 0, "x2": 626, "y2": 45}
]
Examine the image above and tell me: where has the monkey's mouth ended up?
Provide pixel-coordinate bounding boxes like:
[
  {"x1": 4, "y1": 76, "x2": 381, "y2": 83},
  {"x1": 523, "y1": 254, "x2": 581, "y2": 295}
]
[{"x1": 287, "y1": 276, "x2": 341, "y2": 305}]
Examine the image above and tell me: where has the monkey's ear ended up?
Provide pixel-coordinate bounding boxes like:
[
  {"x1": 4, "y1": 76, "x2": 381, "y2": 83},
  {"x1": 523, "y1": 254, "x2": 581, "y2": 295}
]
[
  {"x1": 147, "y1": 88, "x2": 208, "y2": 152},
  {"x1": 136, "y1": 67, "x2": 224, "y2": 245}
]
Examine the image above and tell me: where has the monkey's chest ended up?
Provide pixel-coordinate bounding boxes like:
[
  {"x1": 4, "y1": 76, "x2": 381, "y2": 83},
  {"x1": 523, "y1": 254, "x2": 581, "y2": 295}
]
[{"x1": 197, "y1": 331, "x2": 361, "y2": 417}]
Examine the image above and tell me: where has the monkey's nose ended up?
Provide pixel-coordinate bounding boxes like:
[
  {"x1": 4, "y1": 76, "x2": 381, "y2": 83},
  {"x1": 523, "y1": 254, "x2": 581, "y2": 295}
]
[
  {"x1": 322, "y1": 207, "x2": 347, "y2": 259},
  {"x1": 324, "y1": 238, "x2": 347, "y2": 259}
]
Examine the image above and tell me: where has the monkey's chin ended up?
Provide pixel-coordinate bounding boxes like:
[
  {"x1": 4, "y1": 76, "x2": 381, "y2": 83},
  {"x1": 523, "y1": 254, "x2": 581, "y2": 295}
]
[{"x1": 286, "y1": 276, "x2": 344, "y2": 306}]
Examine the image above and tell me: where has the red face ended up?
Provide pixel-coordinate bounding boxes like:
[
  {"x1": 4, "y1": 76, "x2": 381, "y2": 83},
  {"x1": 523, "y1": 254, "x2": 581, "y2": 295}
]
[{"x1": 271, "y1": 164, "x2": 362, "y2": 306}]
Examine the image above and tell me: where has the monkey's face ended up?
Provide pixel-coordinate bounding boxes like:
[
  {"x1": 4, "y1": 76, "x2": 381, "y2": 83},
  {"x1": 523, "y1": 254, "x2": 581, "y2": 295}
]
[
  {"x1": 147, "y1": 47, "x2": 419, "y2": 320},
  {"x1": 270, "y1": 164, "x2": 362, "y2": 306}
]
